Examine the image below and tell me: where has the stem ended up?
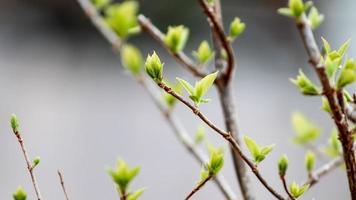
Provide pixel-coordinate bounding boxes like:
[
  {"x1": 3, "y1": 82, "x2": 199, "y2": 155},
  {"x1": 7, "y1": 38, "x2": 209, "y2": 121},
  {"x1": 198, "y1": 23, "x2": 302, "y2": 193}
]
[
  {"x1": 137, "y1": 15, "x2": 206, "y2": 78},
  {"x1": 280, "y1": 175, "x2": 295, "y2": 200},
  {"x1": 295, "y1": 15, "x2": 356, "y2": 199},
  {"x1": 13, "y1": 131, "x2": 43, "y2": 200},
  {"x1": 158, "y1": 82, "x2": 286, "y2": 200},
  {"x1": 75, "y1": 1, "x2": 236, "y2": 199},
  {"x1": 185, "y1": 175, "x2": 214, "y2": 200},
  {"x1": 57, "y1": 170, "x2": 70, "y2": 200}
]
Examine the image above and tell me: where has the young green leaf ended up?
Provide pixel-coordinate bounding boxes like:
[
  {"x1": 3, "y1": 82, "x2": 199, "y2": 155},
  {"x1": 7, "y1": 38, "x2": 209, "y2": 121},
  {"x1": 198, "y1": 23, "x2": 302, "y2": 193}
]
[
  {"x1": 10, "y1": 114, "x2": 20, "y2": 133},
  {"x1": 206, "y1": 145, "x2": 224, "y2": 174},
  {"x1": 323, "y1": 129, "x2": 342, "y2": 157},
  {"x1": 105, "y1": 1, "x2": 139, "y2": 38},
  {"x1": 92, "y1": 0, "x2": 111, "y2": 9},
  {"x1": 305, "y1": 151, "x2": 315, "y2": 172},
  {"x1": 290, "y1": 69, "x2": 321, "y2": 95},
  {"x1": 321, "y1": 37, "x2": 331, "y2": 55},
  {"x1": 229, "y1": 17, "x2": 245, "y2": 41},
  {"x1": 289, "y1": 182, "x2": 309, "y2": 198},
  {"x1": 291, "y1": 112, "x2": 320, "y2": 144},
  {"x1": 336, "y1": 58, "x2": 356, "y2": 89},
  {"x1": 277, "y1": 8, "x2": 294, "y2": 18},
  {"x1": 195, "y1": 125, "x2": 206, "y2": 144},
  {"x1": 13, "y1": 186, "x2": 27, "y2": 200},
  {"x1": 243, "y1": 135, "x2": 274, "y2": 164},
  {"x1": 321, "y1": 97, "x2": 332, "y2": 114},
  {"x1": 337, "y1": 39, "x2": 351, "y2": 58},
  {"x1": 164, "y1": 25, "x2": 189, "y2": 53},
  {"x1": 193, "y1": 41, "x2": 214, "y2": 64},
  {"x1": 121, "y1": 44, "x2": 143, "y2": 75},
  {"x1": 145, "y1": 51, "x2": 163, "y2": 83},
  {"x1": 127, "y1": 188, "x2": 146, "y2": 200},
  {"x1": 176, "y1": 78, "x2": 195, "y2": 96},
  {"x1": 308, "y1": 7, "x2": 324, "y2": 30},
  {"x1": 199, "y1": 167, "x2": 210, "y2": 183},
  {"x1": 33, "y1": 156, "x2": 41, "y2": 168},
  {"x1": 163, "y1": 81, "x2": 182, "y2": 108},
  {"x1": 278, "y1": 154, "x2": 289, "y2": 176},
  {"x1": 107, "y1": 160, "x2": 140, "y2": 194}
]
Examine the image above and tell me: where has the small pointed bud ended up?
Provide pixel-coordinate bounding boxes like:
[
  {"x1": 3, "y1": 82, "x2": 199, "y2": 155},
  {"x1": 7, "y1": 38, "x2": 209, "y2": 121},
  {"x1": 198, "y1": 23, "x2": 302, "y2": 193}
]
[
  {"x1": 195, "y1": 125, "x2": 206, "y2": 144},
  {"x1": 121, "y1": 44, "x2": 143, "y2": 75},
  {"x1": 308, "y1": 7, "x2": 324, "y2": 30},
  {"x1": 289, "y1": 182, "x2": 309, "y2": 198},
  {"x1": 321, "y1": 98, "x2": 332, "y2": 114},
  {"x1": 305, "y1": 151, "x2": 315, "y2": 172},
  {"x1": 13, "y1": 186, "x2": 27, "y2": 200},
  {"x1": 145, "y1": 52, "x2": 163, "y2": 83},
  {"x1": 127, "y1": 188, "x2": 145, "y2": 200},
  {"x1": 33, "y1": 156, "x2": 41, "y2": 168},
  {"x1": 229, "y1": 17, "x2": 245, "y2": 41},
  {"x1": 164, "y1": 25, "x2": 189, "y2": 53},
  {"x1": 11, "y1": 114, "x2": 20, "y2": 134},
  {"x1": 278, "y1": 154, "x2": 289, "y2": 176},
  {"x1": 288, "y1": 0, "x2": 305, "y2": 18},
  {"x1": 207, "y1": 145, "x2": 224, "y2": 174},
  {"x1": 291, "y1": 69, "x2": 320, "y2": 95},
  {"x1": 193, "y1": 41, "x2": 214, "y2": 64}
]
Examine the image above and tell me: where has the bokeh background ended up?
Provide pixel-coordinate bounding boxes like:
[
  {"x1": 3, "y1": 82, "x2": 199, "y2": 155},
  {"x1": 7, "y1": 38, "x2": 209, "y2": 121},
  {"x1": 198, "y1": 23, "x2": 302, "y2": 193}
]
[{"x1": 0, "y1": 0, "x2": 355, "y2": 199}]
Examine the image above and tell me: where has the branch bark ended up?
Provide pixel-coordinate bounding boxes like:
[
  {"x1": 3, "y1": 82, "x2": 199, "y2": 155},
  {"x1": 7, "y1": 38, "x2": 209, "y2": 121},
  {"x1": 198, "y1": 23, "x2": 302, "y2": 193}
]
[
  {"x1": 13, "y1": 131, "x2": 43, "y2": 200},
  {"x1": 158, "y1": 81, "x2": 286, "y2": 200},
  {"x1": 280, "y1": 175, "x2": 295, "y2": 200},
  {"x1": 295, "y1": 15, "x2": 356, "y2": 199},
  {"x1": 57, "y1": 170, "x2": 70, "y2": 200},
  {"x1": 185, "y1": 175, "x2": 214, "y2": 200}
]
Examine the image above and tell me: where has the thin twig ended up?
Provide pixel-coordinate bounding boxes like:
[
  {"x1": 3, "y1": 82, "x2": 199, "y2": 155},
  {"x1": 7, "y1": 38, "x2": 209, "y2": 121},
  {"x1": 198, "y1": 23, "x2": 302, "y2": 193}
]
[
  {"x1": 280, "y1": 175, "x2": 295, "y2": 200},
  {"x1": 185, "y1": 175, "x2": 214, "y2": 200},
  {"x1": 304, "y1": 143, "x2": 328, "y2": 161},
  {"x1": 13, "y1": 131, "x2": 43, "y2": 200},
  {"x1": 157, "y1": 81, "x2": 286, "y2": 200},
  {"x1": 75, "y1": 1, "x2": 236, "y2": 199},
  {"x1": 197, "y1": 0, "x2": 235, "y2": 83},
  {"x1": 57, "y1": 170, "x2": 70, "y2": 200},
  {"x1": 137, "y1": 15, "x2": 207, "y2": 78},
  {"x1": 295, "y1": 14, "x2": 356, "y2": 198}
]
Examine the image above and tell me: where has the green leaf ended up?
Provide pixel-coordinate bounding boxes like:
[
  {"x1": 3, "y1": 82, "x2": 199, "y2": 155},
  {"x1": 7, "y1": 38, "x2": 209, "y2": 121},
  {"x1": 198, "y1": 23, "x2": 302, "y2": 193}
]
[
  {"x1": 163, "y1": 81, "x2": 182, "y2": 108},
  {"x1": 92, "y1": 0, "x2": 111, "y2": 9},
  {"x1": 195, "y1": 125, "x2": 206, "y2": 144},
  {"x1": 325, "y1": 56, "x2": 339, "y2": 79},
  {"x1": 337, "y1": 58, "x2": 356, "y2": 89},
  {"x1": 288, "y1": 0, "x2": 305, "y2": 18},
  {"x1": 127, "y1": 188, "x2": 146, "y2": 200},
  {"x1": 229, "y1": 17, "x2": 246, "y2": 41},
  {"x1": 278, "y1": 154, "x2": 289, "y2": 176},
  {"x1": 164, "y1": 25, "x2": 189, "y2": 53},
  {"x1": 337, "y1": 39, "x2": 351, "y2": 58},
  {"x1": 323, "y1": 129, "x2": 342, "y2": 157},
  {"x1": 176, "y1": 78, "x2": 194, "y2": 96},
  {"x1": 193, "y1": 40, "x2": 214, "y2": 64},
  {"x1": 13, "y1": 186, "x2": 27, "y2": 200},
  {"x1": 291, "y1": 112, "x2": 320, "y2": 144},
  {"x1": 10, "y1": 114, "x2": 20, "y2": 133},
  {"x1": 194, "y1": 71, "x2": 218, "y2": 103},
  {"x1": 207, "y1": 145, "x2": 224, "y2": 174},
  {"x1": 321, "y1": 37, "x2": 331, "y2": 55},
  {"x1": 308, "y1": 7, "x2": 324, "y2": 30},
  {"x1": 199, "y1": 167, "x2": 210, "y2": 183},
  {"x1": 121, "y1": 44, "x2": 143, "y2": 75},
  {"x1": 107, "y1": 160, "x2": 140, "y2": 194},
  {"x1": 33, "y1": 156, "x2": 41, "y2": 168},
  {"x1": 277, "y1": 8, "x2": 294, "y2": 18},
  {"x1": 243, "y1": 135, "x2": 260, "y2": 160},
  {"x1": 290, "y1": 182, "x2": 309, "y2": 198},
  {"x1": 290, "y1": 69, "x2": 321, "y2": 95},
  {"x1": 305, "y1": 151, "x2": 315, "y2": 172},
  {"x1": 105, "y1": 1, "x2": 138, "y2": 38},
  {"x1": 145, "y1": 51, "x2": 163, "y2": 83},
  {"x1": 321, "y1": 97, "x2": 331, "y2": 114}
]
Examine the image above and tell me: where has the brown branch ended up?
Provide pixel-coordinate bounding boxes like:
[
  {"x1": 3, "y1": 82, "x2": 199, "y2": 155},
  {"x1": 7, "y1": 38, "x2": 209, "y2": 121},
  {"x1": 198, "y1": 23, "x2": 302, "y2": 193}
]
[
  {"x1": 157, "y1": 81, "x2": 286, "y2": 200},
  {"x1": 280, "y1": 175, "x2": 295, "y2": 200},
  {"x1": 197, "y1": 0, "x2": 235, "y2": 83},
  {"x1": 137, "y1": 15, "x2": 207, "y2": 78},
  {"x1": 185, "y1": 175, "x2": 214, "y2": 200},
  {"x1": 13, "y1": 131, "x2": 43, "y2": 200},
  {"x1": 75, "y1": 1, "x2": 236, "y2": 199},
  {"x1": 295, "y1": 14, "x2": 356, "y2": 199},
  {"x1": 57, "y1": 170, "x2": 70, "y2": 200}
]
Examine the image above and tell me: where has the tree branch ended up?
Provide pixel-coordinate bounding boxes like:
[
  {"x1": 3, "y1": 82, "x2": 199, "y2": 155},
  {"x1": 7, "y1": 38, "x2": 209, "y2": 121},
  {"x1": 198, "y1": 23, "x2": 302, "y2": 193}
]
[
  {"x1": 157, "y1": 81, "x2": 286, "y2": 200},
  {"x1": 295, "y1": 15, "x2": 356, "y2": 198},
  {"x1": 75, "y1": 1, "x2": 236, "y2": 199},
  {"x1": 185, "y1": 175, "x2": 214, "y2": 200},
  {"x1": 57, "y1": 170, "x2": 70, "y2": 200},
  {"x1": 137, "y1": 15, "x2": 207, "y2": 78},
  {"x1": 197, "y1": 0, "x2": 235, "y2": 83},
  {"x1": 12, "y1": 130, "x2": 43, "y2": 200}
]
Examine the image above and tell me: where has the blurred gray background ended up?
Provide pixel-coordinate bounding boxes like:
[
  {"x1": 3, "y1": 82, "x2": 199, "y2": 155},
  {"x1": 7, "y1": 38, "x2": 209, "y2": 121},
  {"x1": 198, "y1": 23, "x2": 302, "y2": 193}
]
[{"x1": 0, "y1": 0, "x2": 355, "y2": 199}]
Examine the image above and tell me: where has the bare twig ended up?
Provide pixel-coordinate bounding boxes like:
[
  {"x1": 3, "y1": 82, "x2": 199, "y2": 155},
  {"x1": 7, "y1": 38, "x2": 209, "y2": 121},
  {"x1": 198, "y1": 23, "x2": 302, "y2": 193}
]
[
  {"x1": 157, "y1": 81, "x2": 286, "y2": 200},
  {"x1": 12, "y1": 130, "x2": 43, "y2": 200},
  {"x1": 185, "y1": 175, "x2": 214, "y2": 200},
  {"x1": 295, "y1": 15, "x2": 356, "y2": 198},
  {"x1": 57, "y1": 170, "x2": 70, "y2": 200},
  {"x1": 137, "y1": 15, "x2": 207, "y2": 78},
  {"x1": 280, "y1": 175, "x2": 295, "y2": 200},
  {"x1": 75, "y1": 1, "x2": 236, "y2": 199},
  {"x1": 197, "y1": 0, "x2": 235, "y2": 83}
]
